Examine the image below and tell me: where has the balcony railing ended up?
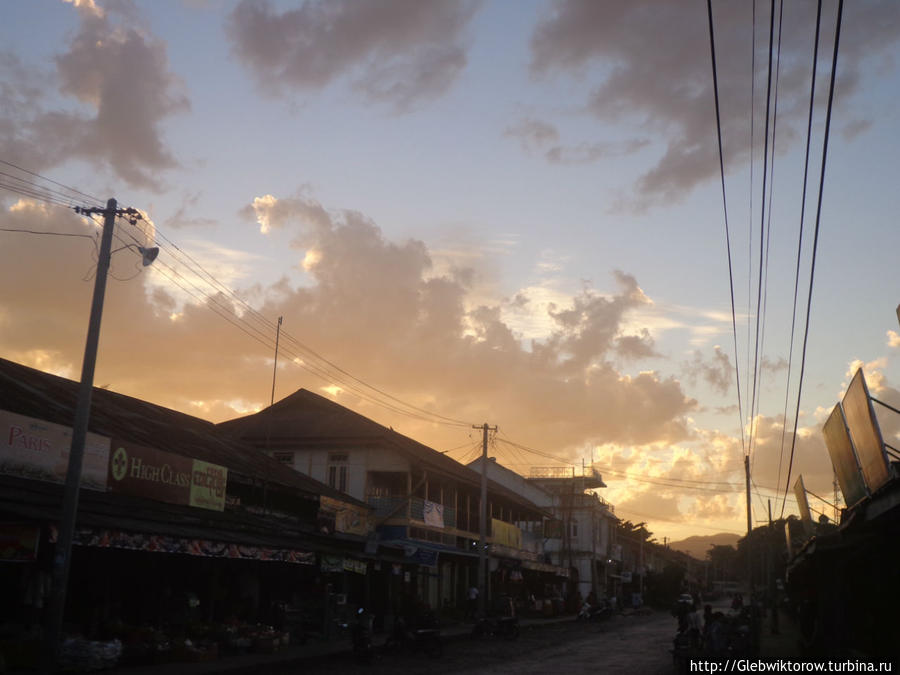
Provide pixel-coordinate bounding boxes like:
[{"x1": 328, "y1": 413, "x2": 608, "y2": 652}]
[{"x1": 368, "y1": 495, "x2": 483, "y2": 533}]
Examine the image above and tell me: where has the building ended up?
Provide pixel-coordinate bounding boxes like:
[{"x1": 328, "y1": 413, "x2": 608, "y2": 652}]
[
  {"x1": 218, "y1": 388, "x2": 566, "y2": 618},
  {"x1": 0, "y1": 358, "x2": 370, "y2": 668},
  {"x1": 524, "y1": 466, "x2": 617, "y2": 602}
]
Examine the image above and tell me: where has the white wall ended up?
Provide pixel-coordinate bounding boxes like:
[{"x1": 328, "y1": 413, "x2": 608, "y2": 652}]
[{"x1": 275, "y1": 446, "x2": 410, "y2": 502}]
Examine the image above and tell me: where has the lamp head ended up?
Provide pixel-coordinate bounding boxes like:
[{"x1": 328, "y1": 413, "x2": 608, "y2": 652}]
[{"x1": 137, "y1": 246, "x2": 159, "y2": 266}]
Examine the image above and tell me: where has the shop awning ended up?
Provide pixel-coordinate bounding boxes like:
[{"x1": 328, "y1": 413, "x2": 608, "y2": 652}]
[
  {"x1": 49, "y1": 524, "x2": 315, "y2": 564},
  {"x1": 521, "y1": 559, "x2": 569, "y2": 577}
]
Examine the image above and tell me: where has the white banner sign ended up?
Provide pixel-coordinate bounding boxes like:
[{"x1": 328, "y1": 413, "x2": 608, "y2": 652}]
[
  {"x1": 1, "y1": 409, "x2": 110, "y2": 491},
  {"x1": 423, "y1": 499, "x2": 445, "y2": 528}
]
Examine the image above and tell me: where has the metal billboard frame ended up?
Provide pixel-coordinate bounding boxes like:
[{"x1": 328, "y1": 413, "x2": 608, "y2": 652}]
[
  {"x1": 822, "y1": 403, "x2": 868, "y2": 509},
  {"x1": 842, "y1": 368, "x2": 890, "y2": 494}
]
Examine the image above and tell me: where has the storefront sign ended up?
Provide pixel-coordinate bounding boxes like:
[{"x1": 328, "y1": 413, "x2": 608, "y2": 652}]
[
  {"x1": 320, "y1": 495, "x2": 372, "y2": 536},
  {"x1": 108, "y1": 441, "x2": 227, "y2": 511},
  {"x1": 342, "y1": 558, "x2": 367, "y2": 575},
  {"x1": 403, "y1": 544, "x2": 439, "y2": 567},
  {"x1": 491, "y1": 518, "x2": 522, "y2": 549},
  {"x1": 0, "y1": 409, "x2": 110, "y2": 490},
  {"x1": 190, "y1": 459, "x2": 227, "y2": 511}
]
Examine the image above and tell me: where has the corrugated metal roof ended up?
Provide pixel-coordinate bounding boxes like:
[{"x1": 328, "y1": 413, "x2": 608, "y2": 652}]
[{"x1": 0, "y1": 358, "x2": 367, "y2": 508}]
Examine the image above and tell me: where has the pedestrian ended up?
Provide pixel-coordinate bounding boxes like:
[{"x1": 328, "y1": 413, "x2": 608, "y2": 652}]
[{"x1": 467, "y1": 585, "x2": 479, "y2": 620}]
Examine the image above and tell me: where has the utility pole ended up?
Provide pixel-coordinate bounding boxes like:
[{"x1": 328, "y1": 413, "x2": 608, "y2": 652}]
[
  {"x1": 768, "y1": 499, "x2": 779, "y2": 634},
  {"x1": 745, "y1": 455, "x2": 753, "y2": 596},
  {"x1": 474, "y1": 422, "x2": 496, "y2": 617},
  {"x1": 270, "y1": 316, "x2": 283, "y2": 407},
  {"x1": 44, "y1": 200, "x2": 146, "y2": 671},
  {"x1": 832, "y1": 469, "x2": 839, "y2": 523}
]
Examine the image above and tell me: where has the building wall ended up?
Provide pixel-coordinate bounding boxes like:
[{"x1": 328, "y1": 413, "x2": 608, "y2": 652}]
[
  {"x1": 270, "y1": 447, "x2": 409, "y2": 501},
  {"x1": 469, "y1": 457, "x2": 557, "y2": 509}
]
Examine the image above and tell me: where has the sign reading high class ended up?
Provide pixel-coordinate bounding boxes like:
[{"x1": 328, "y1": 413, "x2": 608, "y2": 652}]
[
  {"x1": 0, "y1": 409, "x2": 110, "y2": 490},
  {"x1": 108, "y1": 440, "x2": 227, "y2": 511}
]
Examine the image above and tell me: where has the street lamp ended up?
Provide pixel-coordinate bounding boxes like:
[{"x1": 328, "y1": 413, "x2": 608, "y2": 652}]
[{"x1": 43, "y1": 199, "x2": 152, "y2": 671}]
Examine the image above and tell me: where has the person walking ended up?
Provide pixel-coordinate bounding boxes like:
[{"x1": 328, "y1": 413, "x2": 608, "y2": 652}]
[{"x1": 467, "y1": 585, "x2": 479, "y2": 620}]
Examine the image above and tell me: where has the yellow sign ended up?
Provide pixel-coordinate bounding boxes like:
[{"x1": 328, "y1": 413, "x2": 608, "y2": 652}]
[
  {"x1": 320, "y1": 495, "x2": 372, "y2": 536},
  {"x1": 190, "y1": 459, "x2": 228, "y2": 511},
  {"x1": 491, "y1": 518, "x2": 522, "y2": 549}
]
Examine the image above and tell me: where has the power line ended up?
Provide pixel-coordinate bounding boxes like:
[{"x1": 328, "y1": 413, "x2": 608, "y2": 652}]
[
  {"x1": 0, "y1": 159, "x2": 104, "y2": 207},
  {"x1": 706, "y1": 0, "x2": 746, "y2": 456},
  {"x1": 0, "y1": 160, "x2": 476, "y2": 430},
  {"x1": 0, "y1": 227, "x2": 95, "y2": 240},
  {"x1": 776, "y1": 0, "x2": 823, "y2": 510},
  {"x1": 747, "y1": 0, "x2": 777, "y2": 465},
  {"x1": 781, "y1": 0, "x2": 844, "y2": 517}
]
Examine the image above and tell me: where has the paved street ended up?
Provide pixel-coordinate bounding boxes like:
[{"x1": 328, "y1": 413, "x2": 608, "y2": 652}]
[{"x1": 270, "y1": 610, "x2": 675, "y2": 675}]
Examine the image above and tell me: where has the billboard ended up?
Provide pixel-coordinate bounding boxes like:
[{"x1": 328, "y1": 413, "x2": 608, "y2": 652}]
[
  {"x1": 108, "y1": 440, "x2": 227, "y2": 511},
  {"x1": 793, "y1": 476, "x2": 813, "y2": 536},
  {"x1": 842, "y1": 369, "x2": 890, "y2": 493},
  {"x1": 822, "y1": 404, "x2": 867, "y2": 507},
  {"x1": 0, "y1": 409, "x2": 110, "y2": 490}
]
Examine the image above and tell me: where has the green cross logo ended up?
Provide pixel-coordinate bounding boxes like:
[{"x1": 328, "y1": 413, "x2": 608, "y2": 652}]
[{"x1": 112, "y1": 446, "x2": 128, "y2": 482}]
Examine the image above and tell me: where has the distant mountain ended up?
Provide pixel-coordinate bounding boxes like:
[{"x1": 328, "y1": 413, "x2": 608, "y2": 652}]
[{"x1": 667, "y1": 533, "x2": 740, "y2": 560}]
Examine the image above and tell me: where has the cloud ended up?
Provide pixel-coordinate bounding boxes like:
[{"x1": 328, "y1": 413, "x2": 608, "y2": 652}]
[
  {"x1": 504, "y1": 117, "x2": 648, "y2": 165},
  {"x1": 689, "y1": 494, "x2": 736, "y2": 521},
  {"x1": 683, "y1": 346, "x2": 733, "y2": 395},
  {"x1": 528, "y1": 0, "x2": 900, "y2": 207},
  {"x1": 0, "y1": 1, "x2": 187, "y2": 189},
  {"x1": 504, "y1": 118, "x2": 560, "y2": 151},
  {"x1": 1, "y1": 190, "x2": 700, "y2": 463},
  {"x1": 226, "y1": 0, "x2": 481, "y2": 110}
]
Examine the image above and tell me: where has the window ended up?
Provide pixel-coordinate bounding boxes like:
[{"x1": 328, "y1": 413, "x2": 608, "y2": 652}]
[
  {"x1": 327, "y1": 452, "x2": 349, "y2": 493},
  {"x1": 569, "y1": 521, "x2": 578, "y2": 538},
  {"x1": 273, "y1": 451, "x2": 293, "y2": 465}
]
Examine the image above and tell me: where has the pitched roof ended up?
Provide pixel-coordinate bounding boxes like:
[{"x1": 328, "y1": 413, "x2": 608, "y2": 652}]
[
  {"x1": 0, "y1": 358, "x2": 365, "y2": 507},
  {"x1": 218, "y1": 388, "x2": 549, "y2": 516}
]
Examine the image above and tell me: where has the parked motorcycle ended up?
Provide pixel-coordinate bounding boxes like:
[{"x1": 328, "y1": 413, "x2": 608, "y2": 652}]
[
  {"x1": 576, "y1": 599, "x2": 612, "y2": 622},
  {"x1": 472, "y1": 595, "x2": 520, "y2": 640},
  {"x1": 384, "y1": 613, "x2": 443, "y2": 658}
]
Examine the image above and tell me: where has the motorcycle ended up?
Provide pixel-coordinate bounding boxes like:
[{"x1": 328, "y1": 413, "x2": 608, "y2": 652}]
[
  {"x1": 472, "y1": 595, "x2": 520, "y2": 640},
  {"x1": 576, "y1": 599, "x2": 612, "y2": 622},
  {"x1": 384, "y1": 612, "x2": 443, "y2": 658}
]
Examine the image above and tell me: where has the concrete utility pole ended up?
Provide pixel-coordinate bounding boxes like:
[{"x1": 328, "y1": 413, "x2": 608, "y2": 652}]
[
  {"x1": 745, "y1": 454, "x2": 753, "y2": 595},
  {"x1": 44, "y1": 200, "x2": 146, "y2": 671},
  {"x1": 270, "y1": 316, "x2": 283, "y2": 407},
  {"x1": 474, "y1": 422, "x2": 496, "y2": 617}
]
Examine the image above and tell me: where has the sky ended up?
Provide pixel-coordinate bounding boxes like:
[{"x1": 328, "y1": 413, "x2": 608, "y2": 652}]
[{"x1": 1, "y1": 0, "x2": 899, "y2": 543}]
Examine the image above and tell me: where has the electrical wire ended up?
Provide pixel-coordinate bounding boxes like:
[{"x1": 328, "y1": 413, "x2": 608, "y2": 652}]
[
  {"x1": 706, "y1": 0, "x2": 747, "y2": 456},
  {"x1": 0, "y1": 159, "x2": 104, "y2": 206},
  {"x1": 781, "y1": 0, "x2": 844, "y2": 517},
  {"x1": 747, "y1": 0, "x2": 777, "y2": 468},
  {"x1": 749, "y1": 0, "x2": 784, "y2": 476},
  {"x1": 776, "y1": 0, "x2": 823, "y2": 510}
]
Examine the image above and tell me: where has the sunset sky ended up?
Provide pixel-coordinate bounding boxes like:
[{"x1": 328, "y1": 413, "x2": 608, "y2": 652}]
[{"x1": 2, "y1": 0, "x2": 899, "y2": 542}]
